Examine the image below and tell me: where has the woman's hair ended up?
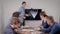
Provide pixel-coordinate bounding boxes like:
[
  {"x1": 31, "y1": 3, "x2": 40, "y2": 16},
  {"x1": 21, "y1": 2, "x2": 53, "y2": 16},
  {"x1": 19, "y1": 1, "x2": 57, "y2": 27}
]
[
  {"x1": 40, "y1": 11, "x2": 48, "y2": 17},
  {"x1": 11, "y1": 17, "x2": 20, "y2": 24},
  {"x1": 47, "y1": 16, "x2": 54, "y2": 23}
]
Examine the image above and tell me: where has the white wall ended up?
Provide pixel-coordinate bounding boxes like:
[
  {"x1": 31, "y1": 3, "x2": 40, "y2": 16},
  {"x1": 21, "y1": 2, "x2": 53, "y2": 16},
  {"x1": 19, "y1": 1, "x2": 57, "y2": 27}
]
[
  {"x1": 58, "y1": 0, "x2": 60, "y2": 23},
  {"x1": 0, "y1": 2, "x2": 2, "y2": 34},
  {"x1": 2, "y1": 0, "x2": 60, "y2": 28},
  {"x1": 0, "y1": 0, "x2": 2, "y2": 34}
]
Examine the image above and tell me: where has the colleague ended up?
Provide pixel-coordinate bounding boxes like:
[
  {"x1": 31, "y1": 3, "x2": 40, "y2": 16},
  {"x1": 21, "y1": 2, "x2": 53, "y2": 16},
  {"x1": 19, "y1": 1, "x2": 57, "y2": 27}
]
[
  {"x1": 7, "y1": 12, "x2": 20, "y2": 24},
  {"x1": 40, "y1": 11, "x2": 49, "y2": 28},
  {"x1": 4, "y1": 17, "x2": 22, "y2": 34},
  {"x1": 12, "y1": 12, "x2": 23, "y2": 26},
  {"x1": 18, "y1": 1, "x2": 27, "y2": 26},
  {"x1": 3, "y1": 12, "x2": 23, "y2": 34},
  {"x1": 10, "y1": 12, "x2": 23, "y2": 26},
  {"x1": 47, "y1": 16, "x2": 60, "y2": 34},
  {"x1": 42, "y1": 16, "x2": 60, "y2": 34},
  {"x1": 12, "y1": 12, "x2": 20, "y2": 18}
]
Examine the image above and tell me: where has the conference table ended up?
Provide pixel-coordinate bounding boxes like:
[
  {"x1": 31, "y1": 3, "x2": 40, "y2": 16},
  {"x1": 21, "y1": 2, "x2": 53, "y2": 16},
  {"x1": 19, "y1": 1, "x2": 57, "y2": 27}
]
[{"x1": 20, "y1": 26, "x2": 44, "y2": 34}]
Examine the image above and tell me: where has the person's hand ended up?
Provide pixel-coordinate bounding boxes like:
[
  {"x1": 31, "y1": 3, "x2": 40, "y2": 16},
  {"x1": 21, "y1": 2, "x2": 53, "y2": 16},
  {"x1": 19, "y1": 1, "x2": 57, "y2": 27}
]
[
  {"x1": 14, "y1": 29, "x2": 18, "y2": 32},
  {"x1": 11, "y1": 24, "x2": 19, "y2": 29},
  {"x1": 39, "y1": 26, "x2": 43, "y2": 29},
  {"x1": 19, "y1": 15, "x2": 26, "y2": 19},
  {"x1": 23, "y1": 16, "x2": 26, "y2": 19},
  {"x1": 14, "y1": 29, "x2": 22, "y2": 34},
  {"x1": 21, "y1": 16, "x2": 26, "y2": 19},
  {"x1": 11, "y1": 25, "x2": 15, "y2": 28},
  {"x1": 14, "y1": 25, "x2": 19, "y2": 28},
  {"x1": 25, "y1": 14, "x2": 29, "y2": 16}
]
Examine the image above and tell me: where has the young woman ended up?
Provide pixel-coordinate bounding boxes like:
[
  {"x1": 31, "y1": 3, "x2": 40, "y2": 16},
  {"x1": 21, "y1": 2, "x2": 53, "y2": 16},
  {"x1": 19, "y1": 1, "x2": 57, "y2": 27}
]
[{"x1": 40, "y1": 11, "x2": 49, "y2": 28}]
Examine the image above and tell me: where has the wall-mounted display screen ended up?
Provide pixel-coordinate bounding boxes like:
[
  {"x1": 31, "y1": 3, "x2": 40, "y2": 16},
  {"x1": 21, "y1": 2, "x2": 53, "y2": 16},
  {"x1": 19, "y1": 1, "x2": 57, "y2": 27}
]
[{"x1": 25, "y1": 9, "x2": 42, "y2": 20}]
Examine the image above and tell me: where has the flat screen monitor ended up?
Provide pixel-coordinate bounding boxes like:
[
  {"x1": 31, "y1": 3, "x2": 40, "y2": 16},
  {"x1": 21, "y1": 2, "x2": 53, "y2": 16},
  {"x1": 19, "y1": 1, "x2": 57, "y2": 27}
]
[{"x1": 24, "y1": 9, "x2": 42, "y2": 20}]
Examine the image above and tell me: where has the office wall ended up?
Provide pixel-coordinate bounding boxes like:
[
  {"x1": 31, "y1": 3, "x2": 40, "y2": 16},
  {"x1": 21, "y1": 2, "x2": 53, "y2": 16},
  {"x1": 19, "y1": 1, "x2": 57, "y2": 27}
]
[
  {"x1": 0, "y1": 2, "x2": 1, "y2": 34},
  {"x1": 2, "y1": 0, "x2": 60, "y2": 28},
  {"x1": 58, "y1": 0, "x2": 60, "y2": 23},
  {"x1": 0, "y1": 3, "x2": 1, "y2": 34}
]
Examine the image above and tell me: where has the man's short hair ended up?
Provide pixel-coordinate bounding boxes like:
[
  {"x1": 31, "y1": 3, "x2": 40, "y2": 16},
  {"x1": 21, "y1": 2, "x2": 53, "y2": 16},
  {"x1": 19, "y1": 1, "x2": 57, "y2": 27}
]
[
  {"x1": 47, "y1": 16, "x2": 54, "y2": 23},
  {"x1": 22, "y1": 1, "x2": 26, "y2": 4},
  {"x1": 12, "y1": 12, "x2": 20, "y2": 17}
]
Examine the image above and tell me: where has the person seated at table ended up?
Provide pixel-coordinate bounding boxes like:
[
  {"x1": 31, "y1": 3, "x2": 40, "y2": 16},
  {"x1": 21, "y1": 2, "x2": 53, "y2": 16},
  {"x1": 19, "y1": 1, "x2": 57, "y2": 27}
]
[
  {"x1": 7, "y1": 12, "x2": 19, "y2": 23},
  {"x1": 4, "y1": 17, "x2": 22, "y2": 34},
  {"x1": 39, "y1": 11, "x2": 49, "y2": 28},
  {"x1": 8, "y1": 12, "x2": 23, "y2": 26},
  {"x1": 42, "y1": 16, "x2": 60, "y2": 34}
]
